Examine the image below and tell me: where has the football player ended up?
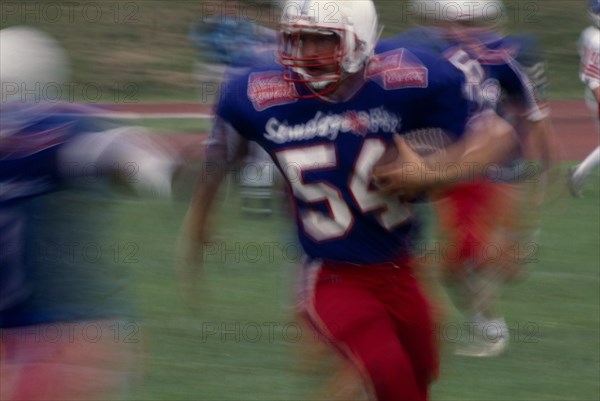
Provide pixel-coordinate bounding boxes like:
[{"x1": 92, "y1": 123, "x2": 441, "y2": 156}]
[
  {"x1": 384, "y1": 0, "x2": 558, "y2": 357},
  {"x1": 0, "y1": 26, "x2": 176, "y2": 401},
  {"x1": 568, "y1": 0, "x2": 600, "y2": 197},
  {"x1": 181, "y1": 1, "x2": 517, "y2": 399}
]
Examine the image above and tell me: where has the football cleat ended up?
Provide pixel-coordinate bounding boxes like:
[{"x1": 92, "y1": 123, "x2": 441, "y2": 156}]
[
  {"x1": 567, "y1": 166, "x2": 584, "y2": 198},
  {"x1": 454, "y1": 334, "x2": 509, "y2": 357}
]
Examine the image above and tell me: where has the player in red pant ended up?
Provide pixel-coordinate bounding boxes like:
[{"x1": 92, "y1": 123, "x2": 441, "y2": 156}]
[
  {"x1": 300, "y1": 259, "x2": 438, "y2": 400},
  {"x1": 389, "y1": 0, "x2": 557, "y2": 356},
  {"x1": 181, "y1": 1, "x2": 517, "y2": 399}
]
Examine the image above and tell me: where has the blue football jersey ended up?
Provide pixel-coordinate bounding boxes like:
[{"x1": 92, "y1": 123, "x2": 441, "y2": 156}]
[
  {"x1": 210, "y1": 46, "x2": 470, "y2": 264},
  {"x1": 383, "y1": 28, "x2": 549, "y2": 182},
  {"x1": 0, "y1": 103, "x2": 131, "y2": 327},
  {"x1": 384, "y1": 27, "x2": 547, "y2": 120},
  {"x1": 0, "y1": 104, "x2": 101, "y2": 204}
]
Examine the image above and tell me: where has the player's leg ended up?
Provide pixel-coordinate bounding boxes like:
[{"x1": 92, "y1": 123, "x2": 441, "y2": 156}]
[
  {"x1": 305, "y1": 263, "x2": 427, "y2": 401},
  {"x1": 378, "y1": 264, "x2": 438, "y2": 398},
  {"x1": 435, "y1": 182, "x2": 499, "y2": 315},
  {"x1": 435, "y1": 182, "x2": 511, "y2": 356},
  {"x1": 458, "y1": 182, "x2": 520, "y2": 356}
]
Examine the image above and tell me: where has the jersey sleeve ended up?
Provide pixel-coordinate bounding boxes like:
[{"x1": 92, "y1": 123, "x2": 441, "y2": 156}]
[
  {"x1": 512, "y1": 35, "x2": 550, "y2": 101},
  {"x1": 58, "y1": 126, "x2": 176, "y2": 198},
  {"x1": 501, "y1": 35, "x2": 550, "y2": 121},
  {"x1": 500, "y1": 59, "x2": 549, "y2": 121},
  {"x1": 205, "y1": 74, "x2": 250, "y2": 164},
  {"x1": 418, "y1": 55, "x2": 471, "y2": 139}
]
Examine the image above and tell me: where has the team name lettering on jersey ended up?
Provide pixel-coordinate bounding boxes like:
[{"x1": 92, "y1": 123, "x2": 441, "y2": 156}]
[
  {"x1": 263, "y1": 107, "x2": 401, "y2": 144},
  {"x1": 247, "y1": 71, "x2": 298, "y2": 111}
]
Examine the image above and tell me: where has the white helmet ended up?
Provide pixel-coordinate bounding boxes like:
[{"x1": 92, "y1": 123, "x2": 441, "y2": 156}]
[
  {"x1": 0, "y1": 26, "x2": 69, "y2": 103},
  {"x1": 277, "y1": 0, "x2": 379, "y2": 96},
  {"x1": 410, "y1": 0, "x2": 504, "y2": 26}
]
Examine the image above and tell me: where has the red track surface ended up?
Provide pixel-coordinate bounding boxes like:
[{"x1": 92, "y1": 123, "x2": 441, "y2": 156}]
[{"x1": 125, "y1": 100, "x2": 598, "y2": 162}]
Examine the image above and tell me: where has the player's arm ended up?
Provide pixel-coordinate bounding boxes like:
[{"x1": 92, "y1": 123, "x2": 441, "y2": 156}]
[
  {"x1": 522, "y1": 116, "x2": 558, "y2": 177},
  {"x1": 592, "y1": 86, "x2": 600, "y2": 103},
  {"x1": 372, "y1": 52, "x2": 518, "y2": 197},
  {"x1": 180, "y1": 118, "x2": 248, "y2": 266},
  {"x1": 505, "y1": 52, "x2": 558, "y2": 175},
  {"x1": 372, "y1": 110, "x2": 517, "y2": 197},
  {"x1": 178, "y1": 117, "x2": 248, "y2": 301},
  {"x1": 58, "y1": 126, "x2": 177, "y2": 198}
]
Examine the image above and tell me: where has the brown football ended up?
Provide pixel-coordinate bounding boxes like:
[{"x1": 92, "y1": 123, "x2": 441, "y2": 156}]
[{"x1": 374, "y1": 142, "x2": 399, "y2": 168}]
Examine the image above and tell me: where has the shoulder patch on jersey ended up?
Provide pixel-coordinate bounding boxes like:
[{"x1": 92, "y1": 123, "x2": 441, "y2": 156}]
[
  {"x1": 366, "y1": 49, "x2": 428, "y2": 90},
  {"x1": 247, "y1": 71, "x2": 298, "y2": 111}
]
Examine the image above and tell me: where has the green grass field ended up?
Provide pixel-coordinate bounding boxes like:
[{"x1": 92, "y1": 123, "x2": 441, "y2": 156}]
[{"x1": 113, "y1": 165, "x2": 599, "y2": 401}]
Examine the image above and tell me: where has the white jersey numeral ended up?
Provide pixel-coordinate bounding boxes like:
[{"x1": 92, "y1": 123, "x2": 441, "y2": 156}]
[
  {"x1": 277, "y1": 145, "x2": 354, "y2": 241},
  {"x1": 349, "y1": 139, "x2": 411, "y2": 230},
  {"x1": 276, "y1": 140, "x2": 410, "y2": 242},
  {"x1": 446, "y1": 48, "x2": 486, "y2": 107}
]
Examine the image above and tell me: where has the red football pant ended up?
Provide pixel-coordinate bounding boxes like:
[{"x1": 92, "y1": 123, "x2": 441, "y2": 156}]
[
  {"x1": 0, "y1": 320, "x2": 138, "y2": 401},
  {"x1": 434, "y1": 180, "x2": 518, "y2": 273},
  {"x1": 304, "y1": 261, "x2": 437, "y2": 401}
]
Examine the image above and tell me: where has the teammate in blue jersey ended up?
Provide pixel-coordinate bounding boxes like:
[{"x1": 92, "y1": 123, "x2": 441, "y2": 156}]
[
  {"x1": 0, "y1": 26, "x2": 176, "y2": 401},
  {"x1": 190, "y1": 0, "x2": 281, "y2": 215},
  {"x1": 181, "y1": 1, "x2": 517, "y2": 400},
  {"x1": 386, "y1": 0, "x2": 557, "y2": 357},
  {"x1": 189, "y1": 0, "x2": 278, "y2": 84}
]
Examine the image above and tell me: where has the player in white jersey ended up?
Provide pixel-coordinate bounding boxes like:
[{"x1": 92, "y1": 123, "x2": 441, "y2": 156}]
[{"x1": 568, "y1": 0, "x2": 600, "y2": 197}]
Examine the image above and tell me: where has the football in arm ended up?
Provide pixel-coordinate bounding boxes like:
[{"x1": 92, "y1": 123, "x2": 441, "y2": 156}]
[
  {"x1": 374, "y1": 141, "x2": 399, "y2": 168},
  {"x1": 374, "y1": 128, "x2": 453, "y2": 169}
]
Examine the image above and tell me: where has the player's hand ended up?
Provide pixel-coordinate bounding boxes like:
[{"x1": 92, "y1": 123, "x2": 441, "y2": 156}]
[{"x1": 371, "y1": 134, "x2": 438, "y2": 198}]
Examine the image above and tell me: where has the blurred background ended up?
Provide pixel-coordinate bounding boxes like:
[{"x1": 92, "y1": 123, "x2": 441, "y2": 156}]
[
  {"x1": 1, "y1": 1, "x2": 597, "y2": 400},
  {"x1": 0, "y1": 0, "x2": 590, "y2": 102}
]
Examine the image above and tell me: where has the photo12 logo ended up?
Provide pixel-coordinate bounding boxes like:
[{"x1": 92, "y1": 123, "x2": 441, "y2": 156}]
[
  {"x1": 1, "y1": 82, "x2": 139, "y2": 104},
  {"x1": 0, "y1": 321, "x2": 140, "y2": 344},
  {"x1": 1, "y1": 2, "x2": 140, "y2": 24}
]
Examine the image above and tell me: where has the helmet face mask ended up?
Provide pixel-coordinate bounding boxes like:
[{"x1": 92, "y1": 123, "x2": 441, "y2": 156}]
[
  {"x1": 276, "y1": 0, "x2": 379, "y2": 98},
  {"x1": 278, "y1": 26, "x2": 346, "y2": 94}
]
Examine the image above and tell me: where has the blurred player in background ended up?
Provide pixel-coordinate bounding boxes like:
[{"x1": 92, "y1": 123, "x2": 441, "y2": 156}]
[
  {"x1": 0, "y1": 26, "x2": 176, "y2": 401},
  {"x1": 384, "y1": 0, "x2": 557, "y2": 357},
  {"x1": 568, "y1": 0, "x2": 600, "y2": 197},
  {"x1": 189, "y1": 0, "x2": 278, "y2": 83},
  {"x1": 181, "y1": 1, "x2": 518, "y2": 399},
  {"x1": 190, "y1": 0, "x2": 280, "y2": 214}
]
